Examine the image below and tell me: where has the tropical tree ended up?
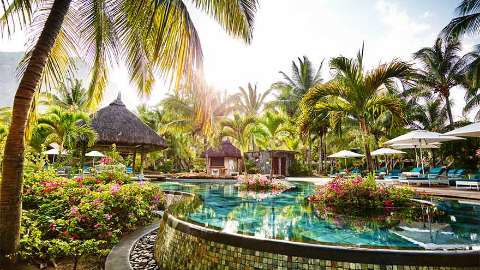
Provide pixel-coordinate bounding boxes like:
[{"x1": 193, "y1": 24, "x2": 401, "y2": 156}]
[
  {"x1": 442, "y1": 0, "x2": 480, "y2": 38},
  {"x1": 42, "y1": 78, "x2": 89, "y2": 111},
  {"x1": 0, "y1": 0, "x2": 258, "y2": 257},
  {"x1": 302, "y1": 46, "x2": 412, "y2": 171},
  {"x1": 256, "y1": 111, "x2": 291, "y2": 177},
  {"x1": 413, "y1": 37, "x2": 478, "y2": 126},
  {"x1": 221, "y1": 113, "x2": 256, "y2": 173},
  {"x1": 409, "y1": 99, "x2": 448, "y2": 132},
  {"x1": 236, "y1": 83, "x2": 272, "y2": 115},
  {"x1": 37, "y1": 107, "x2": 97, "y2": 153},
  {"x1": 271, "y1": 56, "x2": 323, "y2": 116}
]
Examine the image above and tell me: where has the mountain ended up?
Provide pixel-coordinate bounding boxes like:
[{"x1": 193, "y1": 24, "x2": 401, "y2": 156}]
[
  {"x1": 0, "y1": 52, "x2": 91, "y2": 108},
  {"x1": 0, "y1": 52, "x2": 23, "y2": 107}
]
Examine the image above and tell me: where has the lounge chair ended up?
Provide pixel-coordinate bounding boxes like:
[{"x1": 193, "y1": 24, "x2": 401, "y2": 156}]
[
  {"x1": 384, "y1": 168, "x2": 401, "y2": 180},
  {"x1": 351, "y1": 168, "x2": 361, "y2": 176},
  {"x1": 400, "y1": 167, "x2": 448, "y2": 186},
  {"x1": 456, "y1": 171, "x2": 480, "y2": 190},
  {"x1": 328, "y1": 168, "x2": 346, "y2": 178},
  {"x1": 82, "y1": 165, "x2": 91, "y2": 175},
  {"x1": 401, "y1": 167, "x2": 422, "y2": 178},
  {"x1": 126, "y1": 166, "x2": 133, "y2": 174},
  {"x1": 375, "y1": 167, "x2": 387, "y2": 176}
]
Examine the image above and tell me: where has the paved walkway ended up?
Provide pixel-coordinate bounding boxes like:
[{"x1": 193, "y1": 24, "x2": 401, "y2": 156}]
[{"x1": 287, "y1": 176, "x2": 480, "y2": 200}]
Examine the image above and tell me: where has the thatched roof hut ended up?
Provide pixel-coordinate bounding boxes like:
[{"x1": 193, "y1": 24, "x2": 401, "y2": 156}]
[
  {"x1": 91, "y1": 93, "x2": 166, "y2": 153},
  {"x1": 203, "y1": 140, "x2": 242, "y2": 158}
]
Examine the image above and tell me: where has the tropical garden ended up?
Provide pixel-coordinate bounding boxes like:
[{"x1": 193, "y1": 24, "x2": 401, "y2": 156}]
[{"x1": 0, "y1": 0, "x2": 480, "y2": 268}]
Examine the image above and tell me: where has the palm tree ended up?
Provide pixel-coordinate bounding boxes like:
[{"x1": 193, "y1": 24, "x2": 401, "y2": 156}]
[
  {"x1": 0, "y1": 0, "x2": 258, "y2": 256},
  {"x1": 256, "y1": 111, "x2": 291, "y2": 177},
  {"x1": 413, "y1": 37, "x2": 478, "y2": 126},
  {"x1": 409, "y1": 99, "x2": 449, "y2": 132},
  {"x1": 37, "y1": 107, "x2": 97, "y2": 153},
  {"x1": 221, "y1": 113, "x2": 255, "y2": 173},
  {"x1": 303, "y1": 46, "x2": 412, "y2": 171},
  {"x1": 271, "y1": 56, "x2": 323, "y2": 116},
  {"x1": 42, "y1": 78, "x2": 89, "y2": 111},
  {"x1": 236, "y1": 83, "x2": 272, "y2": 115},
  {"x1": 442, "y1": 0, "x2": 480, "y2": 38}
]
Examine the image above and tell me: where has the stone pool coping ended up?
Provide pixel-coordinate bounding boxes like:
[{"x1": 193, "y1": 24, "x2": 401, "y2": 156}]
[
  {"x1": 105, "y1": 220, "x2": 160, "y2": 270},
  {"x1": 104, "y1": 190, "x2": 192, "y2": 270},
  {"x1": 161, "y1": 190, "x2": 480, "y2": 268}
]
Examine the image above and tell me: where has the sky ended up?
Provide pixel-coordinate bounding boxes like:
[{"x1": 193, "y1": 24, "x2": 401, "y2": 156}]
[{"x1": 0, "y1": 0, "x2": 479, "y2": 119}]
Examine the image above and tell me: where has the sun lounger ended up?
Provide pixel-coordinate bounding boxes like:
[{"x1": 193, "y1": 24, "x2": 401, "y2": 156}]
[
  {"x1": 126, "y1": 166, "x2": 133, "y2": 174},
  {"x1": 401, "y1": 167, "x2": 422, "y2": 178},
  {"x1": 456, "y1": 172, "x2": 480, "y2": 190},
  {"x1": 328, "y1": 168, "x2": 346, "y2": 178},
  {"x1": 400, "y1": 167, "x2": 447, "y2": 186},
  {"x1": 384, "y1": 168, "x2": 401, "y2": 180}
]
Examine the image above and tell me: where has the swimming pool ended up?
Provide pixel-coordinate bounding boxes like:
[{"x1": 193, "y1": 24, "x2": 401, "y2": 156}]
[{"x1": 157, "y1": 180, "x2": 480, "y2": 250}]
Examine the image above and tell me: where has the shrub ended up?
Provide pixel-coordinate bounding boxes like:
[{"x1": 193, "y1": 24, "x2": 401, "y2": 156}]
[
  {"x1": 308, "y1": 175, "x2": 416, "y2": 214},
  {"x1": 237, "y1": 174, "x2": 291, "y2": 192},
  {"x1": 20, "y1": 169, "x2": 166, "y2": 267},
  {"x1": 245, "y1": 159, "x2": 260, "y2": 174},
  {"x1": 288, "y1": 160, "x2": 312, "y2": 176}
]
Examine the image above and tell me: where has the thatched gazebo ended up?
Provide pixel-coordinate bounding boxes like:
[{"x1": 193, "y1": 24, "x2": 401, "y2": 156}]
[
  {"x1": 203, "y1": 140, "x2": 242, "y2": 177},
  {"x1": 91, "y1": 93, "x2": 166, "y2": 173}
]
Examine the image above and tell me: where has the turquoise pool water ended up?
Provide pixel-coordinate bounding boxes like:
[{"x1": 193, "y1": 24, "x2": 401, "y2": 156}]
[{"x1": 157, "y1": 180, "x2": 480, "y2": 250}]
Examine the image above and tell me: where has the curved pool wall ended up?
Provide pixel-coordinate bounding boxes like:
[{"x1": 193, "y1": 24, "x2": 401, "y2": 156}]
[{"x1": 154, "y1": 195, "x2": 480, "y2": 270}]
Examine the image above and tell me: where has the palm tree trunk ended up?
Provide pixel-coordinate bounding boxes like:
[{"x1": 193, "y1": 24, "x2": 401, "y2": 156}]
[
  {"x1": 359, "y1": 116, "x2": 373, "y2": 172},
  {"x1": 0, "y1": 0, "x2": 72, "y2": 261},
  {"x1": 445, "y1": 96, "x2": 454, "y2": 126},
  {"x1": 318, "y1": 134, "x2": 323, "y2": 174}
]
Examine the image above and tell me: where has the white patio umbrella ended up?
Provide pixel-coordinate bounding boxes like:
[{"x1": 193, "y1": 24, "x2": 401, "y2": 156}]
[
  {"x1": 42, "y1": 148, "x2": 67, "y2": 162},
  {"x1": 85, "y1": 151, "x2": 105, "y2": 167},
  {"x1": 371, "y1": 148, "x2": 405, "y2": 173},
  {"x1": 384, "y1": 130, "x2": 464, "y2": 173},
  {"x1": 391, "y1": 143, "x2": 441, "y2": 170},
  {"x1": 443, "y1": 122, "x2": 480, "y2": 137},
  {"x1": 328, "y1": 150, "x2": 364, "y2": 168}
]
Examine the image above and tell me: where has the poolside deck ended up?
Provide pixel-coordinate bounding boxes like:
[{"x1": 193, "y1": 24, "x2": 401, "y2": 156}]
[{"x1": 287, "y1": 176, "x2": 480, "y2": 200}]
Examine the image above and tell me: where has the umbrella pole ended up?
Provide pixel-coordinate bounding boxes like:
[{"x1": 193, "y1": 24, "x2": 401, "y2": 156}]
[{"x1": 385, "y1": 154, "x2": 388, "y2": 174}]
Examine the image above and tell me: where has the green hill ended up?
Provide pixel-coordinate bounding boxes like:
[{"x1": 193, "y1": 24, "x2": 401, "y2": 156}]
[{"x1": 0, "y1": 52, "x2": 24, "y2": 107}]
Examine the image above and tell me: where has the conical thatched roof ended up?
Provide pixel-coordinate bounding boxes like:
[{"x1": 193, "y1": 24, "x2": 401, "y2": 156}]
[
  {"x1": 203, "y1": 140, "x2": 241, "y2": 158},
  {"x1": 91, "y1": 93, "x2": 166, "y2": 152}
]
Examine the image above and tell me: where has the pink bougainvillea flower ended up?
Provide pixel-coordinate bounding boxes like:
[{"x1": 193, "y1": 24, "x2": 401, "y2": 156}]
[
  {"x1": 110, "y1": 184, "x2": 121, "y2": 194},
  {"x1": 104, "y1": 213, "x2": 112, "y2": 221},
  {"x1": 70, "y1": 206, "x2": 79, "y2": 215}
]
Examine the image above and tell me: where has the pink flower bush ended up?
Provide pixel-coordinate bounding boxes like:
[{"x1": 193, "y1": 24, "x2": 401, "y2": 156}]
[
  {"x1": 238, "y1": 174, "x2": 291, "y2": 192},
  {"x1": 308, "y1": 175, "x2": 416, "y2": 213}
]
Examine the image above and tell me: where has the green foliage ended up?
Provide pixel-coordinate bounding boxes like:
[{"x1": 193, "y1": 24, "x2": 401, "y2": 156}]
[
  {"x1": 157, "y1": 159, "x2": 175, "y2": 173},
  {"x1": 106, "y1": 144, "x2": 124, "y2": 164},
  {"x1": 288, "y1": 160, "x2": 312, "y2": 177},
  {"x1": 308, "y1": 176, "x2": 416, "y2": 214},
  {"x1": 244, "y1": 159, "x2": 259, "y2": 174},
  {"x1": 192, "y1": 158, "x2": 206, "y2": 173},
  {"x1": 19, "y1": 169, "x2": 165, "y2": 265}
]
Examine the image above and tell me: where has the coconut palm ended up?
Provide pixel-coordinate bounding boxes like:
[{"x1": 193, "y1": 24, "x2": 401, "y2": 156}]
[
  {"x1": 37, "y1": 107, "x2": 97, "y2": 153},
  {"x1": 409, "y1": 99, "x2": 449, "y2": 132},
  {"x1": 442, "y1": 0, "x2": 480, "y2": 38},
  {"x1": 42, "y1": 78, "x2": 89, "y2": 112},
  {"x1": 303, "y1": 46, "x2": 412, "y2": 171},
  {"x1": 236, "y1": 83, "x2": 272, "y2": 116},
  {"x1": 0, "y1": 0, "x2": 258, "y2": 255},
  {"x1": 221, "y1": 113, "x2": 256, "y2": 173},
  {"x1": 413, "y1": 37, "x2": 478, "y2": 126},
  {"x1": 271, "y1": 56, "x2": 323, "y2": 116},
  {"x1": 256, "y1": 111, "x2": 292, "y2": 177}
]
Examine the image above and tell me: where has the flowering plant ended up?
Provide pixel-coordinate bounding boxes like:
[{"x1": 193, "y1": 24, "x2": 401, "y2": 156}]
[
  {"x1": 99, "y1": 156, "x2": 114, "y2": 165},
  {"x1": 308, "y1": 175, "x2": 416, "y2": 214},
  {"x1": 237, "y1": 174, "x2": 291, "y2": 193},
  {"x1": 20, "y1": 168, "x2": 166, "y2": 266}
]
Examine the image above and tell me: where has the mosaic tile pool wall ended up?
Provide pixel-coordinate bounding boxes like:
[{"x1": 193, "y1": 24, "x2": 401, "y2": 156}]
[{"x1": 154, "y1": 213, "x2": 480, "y2": 270}]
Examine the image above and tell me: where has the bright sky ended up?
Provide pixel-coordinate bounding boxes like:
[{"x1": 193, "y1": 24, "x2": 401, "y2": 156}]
[{"x1": 0, "y1": 0, "x2": 479, "y2": 119}]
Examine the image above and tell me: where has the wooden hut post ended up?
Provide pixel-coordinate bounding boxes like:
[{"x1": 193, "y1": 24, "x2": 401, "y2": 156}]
[
  {"x1": 140, "y1": 152, "x2": 146, "y2": 175},
  {"x1": 132, "y1": 150, "x2": 136, "y2": 173}
]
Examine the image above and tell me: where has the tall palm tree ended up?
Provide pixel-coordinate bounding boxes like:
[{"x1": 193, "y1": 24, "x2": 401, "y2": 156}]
[
  {"x1": 303, "y1": 46, "x2": 412, "y2": 171},
  {"x1": 256, "y1": 111, "x2": 291, "y2": 177},
  {"x1": 236, "y1": 83, "x2": 272, "y2": 115},
  {"x1": 413, "y1": 38, "x2": 477, "y2": 126},
  {"x1": 409, "y1": 99, "x2": 449, "y2": 132},
  {"x1": 37, "y1": 107, "x2": 97, "y2": 153},
  {"x1": 221, "y1": 113, "x2": 255, "y2": 173},
  {"x1": 42, "y1": 78, "x2": 89, "y2": 111},
  {"x1": 442, "y1": 0, "x2": 480, "y2": 38},
  {"x1": 0, "y1": 0, "x2": 258, "y2": 257},
  {"x1": 271, "y1": 56, "x2": 323, "y2": 117}
]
